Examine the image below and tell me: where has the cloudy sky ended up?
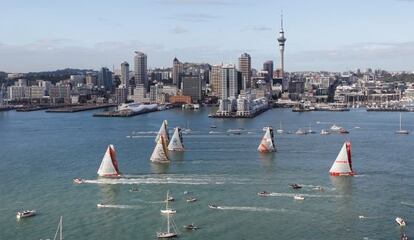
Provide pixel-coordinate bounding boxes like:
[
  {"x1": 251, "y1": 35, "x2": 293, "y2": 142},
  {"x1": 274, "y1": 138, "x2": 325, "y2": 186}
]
[{"x1": 1, "y1": 0, "x2": 414, "y2": 72}]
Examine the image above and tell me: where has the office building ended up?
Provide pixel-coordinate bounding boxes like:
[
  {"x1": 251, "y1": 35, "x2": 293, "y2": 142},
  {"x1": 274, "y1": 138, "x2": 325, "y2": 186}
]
[
  {"x1": 238, "y1": 53, "x2": 251, "y2": 90},
  {"x1": 263, "y1": 61, "x2": 274, "y2": 82},
  {"x1": 220, "y1": 64, "x2": 238, "y2": 100},
  {"x1": 210, "y1": 64, "x2": 222, "y2": 96},
  {"x1": 121, "y1": 61, "x2": 130, "y2": 88},
  {"x1": 134, "y1": 51, "x2": 148, "y2": 90},
  {"x1": 182, "y1": 75, "x2": 202, "y2": 102},
  {"x1": 173, "y1": 57, "x2": 183, "y2": 88},
  {"x1": 97, "y1": 67, "x2": 113, "y2": 90}
]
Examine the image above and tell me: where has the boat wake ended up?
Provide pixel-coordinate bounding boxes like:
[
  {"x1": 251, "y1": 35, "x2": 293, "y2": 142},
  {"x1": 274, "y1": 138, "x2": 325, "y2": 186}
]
[
  {"x1": 84, "y1": 174, "x2": 256, "y2": 186},
  {"x1": 268, "y1": 192, "x2": 342, "y2": 198},
  {"x1": 97, "y1": 204, "x2": 142, "y2": 209},
  {"x1": 212, "y1": 205, "x2": 288, "y2": 213},
  {"x1": 401, "y1": 201, "x2": 414, "y2": 207}
]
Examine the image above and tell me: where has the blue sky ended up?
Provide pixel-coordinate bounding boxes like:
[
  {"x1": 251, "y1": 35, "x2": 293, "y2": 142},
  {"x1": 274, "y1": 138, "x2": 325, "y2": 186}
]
[{"x1": 1, "y1": 0, "x2": 414, "y2": 72}]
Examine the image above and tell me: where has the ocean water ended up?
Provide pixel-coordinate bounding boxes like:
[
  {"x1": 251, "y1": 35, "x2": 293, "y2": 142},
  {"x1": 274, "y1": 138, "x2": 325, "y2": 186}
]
[{"x1": 0, "y1": 108, "x2": 413, "y2": 240}]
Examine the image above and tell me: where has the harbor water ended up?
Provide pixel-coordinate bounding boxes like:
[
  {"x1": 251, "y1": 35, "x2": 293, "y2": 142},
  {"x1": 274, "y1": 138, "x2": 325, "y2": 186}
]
[{"x1": 0, "y1": 108, "x2": 413, "y2": 239}]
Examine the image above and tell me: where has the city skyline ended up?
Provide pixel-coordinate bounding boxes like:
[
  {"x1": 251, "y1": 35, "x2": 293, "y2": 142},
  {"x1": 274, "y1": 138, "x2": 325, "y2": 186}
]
[{"x1": 1, "y1": 0, "x2": 414, "y2": 72}]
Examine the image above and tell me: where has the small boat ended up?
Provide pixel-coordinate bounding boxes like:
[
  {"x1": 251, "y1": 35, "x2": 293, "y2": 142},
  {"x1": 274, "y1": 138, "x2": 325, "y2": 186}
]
[
  {"x1": 186, "y1": 197, "x2": 197, "y2": 202},
  {"x1": 320, "y1": 129, "x2": 331, "y2": 135},
  {"x1": 396, "y1": 217, "x2": 407, "y2": 227},
  {"x1": 97, "y1": 203, "x2": 105, "y2": 208},
  {"x1": 161, "y1": 191, "x2": 176, "y2": 215},
  {"x1": 295, "y1": 129, "x2": 307, "y2": 135},
  {"x1": 129, "y1": 187, "x2": 139, "y2": 192},
  {"x1": 339, "y1": 128, "x2": 349, "y2": 134},
  {"x1": 289, "y1": 184, "x2": 302, "y2": 189},
  {"x1": 157, "y1": 210, "x2": 178, "y2": 238},
  {"x1": 183, "y1": 191, "x2": 189, "y2": 195},
  {"x1": 313, "y1": 186, "x2": 324, "y2": 191},
  {"x1": 307, "y1": 123, "x2": 316, "y2": 134},
  {"x1": 257, "y1": 191, "x2": 270, "y2": 196},
  {"x1": 330, "y1": 124, "x2": 342, "y2": 132},
  {"x1": 294, "y1": 195, "x2": 305, "y2": 200},
  {"x1": 401, "y1": 234, "x2": 409, "y2": 240},
  {"x1": 16, "y1": 210, "x2": 36, "y2": 219},
  {"x1": 277, "y1": 121, "x2": 284, "y2": 134},
  {"x1": 73, "y1": 178, "x2": 83, "y2": 184},
  {"x1": 208, "y1": 204, "x2": 219, "y2": 209},
  {"x1": 396, "y1": 113, "x2": 409, "y2": 134},
  {"x1": 210, "y1": 125, "x2": 217, "y2": 128},
  {"x1": 358, "y1": 215, "x2": 365, "y2": 219},
  {"x1": 227, "y1": 129, "x2": 243, "y2": 135},
  {"x1": 183, "y1": 224, "x2": 198, "y2": 230}
]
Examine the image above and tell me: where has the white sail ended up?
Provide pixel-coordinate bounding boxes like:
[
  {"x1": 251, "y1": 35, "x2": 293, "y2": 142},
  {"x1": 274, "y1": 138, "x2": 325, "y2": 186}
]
[
  {"x1": 155, "y1": 120, "x2": 169, "y2": 145},
  {"x1": 168, "y1": 127, "x2": 184, "y2": 151},
  {"x1": 329, "y1": 141, "x2": 354, "y2": 176},
  {"x1": 257, "y1": 127, "x2": 276, "y2": 152},
  {"x1": 97, "y1": 145, "x2": 120, "y2": 177},
  {"x1": 150, "y1": 136, "x2": 170, "y2": 163}
]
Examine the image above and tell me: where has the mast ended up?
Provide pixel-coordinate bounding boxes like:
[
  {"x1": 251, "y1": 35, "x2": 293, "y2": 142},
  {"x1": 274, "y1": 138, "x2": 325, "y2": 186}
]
[
  {"x1": 400, "y1": 113, "x2": 402, "y2": 131},
  {"x1": 53, "y1": 216, "x2": 63, "y2": 240},
  {"x1": 167, "y1": 211, "x2": 171, "y2": 233}
]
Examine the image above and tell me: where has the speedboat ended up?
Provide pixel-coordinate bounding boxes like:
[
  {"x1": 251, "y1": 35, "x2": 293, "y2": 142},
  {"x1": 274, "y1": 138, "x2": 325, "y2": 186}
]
[
  {"x1": 294, "y1": 195, "x2": 305, "y2": 200},
  {"x1": 320, "y1": 129, "x2": 331, "y2": 135},
  {"x1": 16, "y1": 210, "x2": 36, "y2": 219},
  {"x1": 186, "y1": 197, "x2": 197, "y2": 202},
  {"x1": 97, "y1": 203, "x2": 105, "y2": 208},
  {"x1": 289, "y1": 183, "x2": 302, "y2": 189},
  {"x1": 208, "y1": 204, "x2": 219, "y2": 209},
  {"x1": 183, "y1": 224, "x2": 198, "y2": 230},
  {"x1": 227, "y1": 128, "x2": 244, "y2": 135},
  {"x1": 257, "y1": 191, "x2": 270, "y2": 196},
  {"x1": 73, "y1": 178, "x2": 83, "y2": 184},
  {"x1": 160, "y1": 209, "x2": 176, "y2": 214},
  {"x1": 396, "y1": 217, "x2": 406, "y2": 227},
  {"x1": 183, "y1": 191, "x2": 190, "y2": 195}
]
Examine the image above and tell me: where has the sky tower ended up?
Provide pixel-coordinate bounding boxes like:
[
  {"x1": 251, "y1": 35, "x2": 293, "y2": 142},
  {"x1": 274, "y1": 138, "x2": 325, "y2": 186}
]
[{"x1": 277, "y1": 13, "x2": 286, "y2": 79}]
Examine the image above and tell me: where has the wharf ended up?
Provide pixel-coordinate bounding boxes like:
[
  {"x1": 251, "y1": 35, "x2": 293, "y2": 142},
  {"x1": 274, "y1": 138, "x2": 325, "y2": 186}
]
[
  {"x1": 208, "y1": 107, "x2": 269, "y2": 118},
  {"x1": 366, "y1": 108, "x2": 412, "y2": 112},
  {"x1": 93, "y1": 108, "x2": 158, "y2": 117},
  {"x1": 46, "y1": 104, "x2": 116, "y2": 113},
  {"x1": 0, "y1": 106, "x2": 14, "y2": 112}
]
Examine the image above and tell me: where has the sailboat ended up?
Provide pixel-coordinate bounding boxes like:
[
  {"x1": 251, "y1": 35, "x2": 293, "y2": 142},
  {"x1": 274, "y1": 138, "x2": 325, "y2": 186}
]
[
  {"x1": 329, "y1": 141, "x2": 354, "y2": 176},
  {"x1": 150, "y1": 135, "x2": 170, "y2": 163},
  {"x1": 395, "y1": 113, "x2": 409, "y2": 134},
  {"x1": 160, "y1": 191, "x2": 176, "y2": 214},
  {"x1": 168, "y1": 127, "x2": 184, "y2": 151},
  {"x1": 277, "y1": 121, "x2": 284, "y2": 134},
  {"x1": 307, "y1": 123, "x2": 316, "y2": 134},
  {"x1": 97, "y1": 145, "x2": 121, "y2": 177},
  {"x1": 257, "y1": 127, "x2": 276, "y2": 153},
  {"x1": 52, "y1": 216, "x2": 63, "y2": 240},
  {"x1": 182, "y1": 121, "x2": 192, "y2": 134},
  {"x1": 156, "y1": 120, "x2": 170, "y2": 146},
  {"x1": 157, "y1": 210, "x2": 178, "y2": 238}
]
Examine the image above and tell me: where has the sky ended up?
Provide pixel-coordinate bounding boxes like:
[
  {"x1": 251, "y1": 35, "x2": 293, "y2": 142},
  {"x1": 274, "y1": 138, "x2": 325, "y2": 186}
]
[{"x1": 1, "y1": 0, "x2": 414, "y2": 72}]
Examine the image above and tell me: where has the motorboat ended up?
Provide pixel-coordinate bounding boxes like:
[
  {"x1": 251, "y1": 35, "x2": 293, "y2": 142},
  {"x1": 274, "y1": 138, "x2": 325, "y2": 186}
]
[
  {"x1": 183, "y1": 191, "x2": 189, "y2": 195},
  {"x1": 186, "y1": 197, "x2": 197, "y2": 203},
  {"x1": 73, "y1": 178, "x2": 83, "y2": 184},
  {"x1": 320, "y1": 129, "x2": 331, "y2": 135},
  {"x1": 257, "y1": 191, "x2": 270, "y2": 196},
  {"x1": 16, "y1": 210, "x2": 36, "y2": 219},
  {"x1": 227, "y1": 128, "x2": 244, "y2": 135},
  {"x1": 330, "y1": 124, "x2": 342, "y2": 132},
  {"x1": 289, "y1": 184, "x2": 302, "y2": 189},
  {"x1": 161, "y1": 209, "x2": 176, "y2": 214},
  {"x1": 183, "y1": 224, "x2": 199, "y2": 230},
  {"x1": 165, "y1": 196, "x2": 175, "y2": 202},
  {"x1": 396, "y1": 217, "x2": 407, "y2": 227},
  {"x1": 210, "y1": 125, "x2": 217, "y2": 128},
  {"x1": 313, "y1": 186, "x2": 324, "y2": 191},
  {"x1": 129, "y1": 187, "x2": 139, "y2": 192},
  {"x1": 97, "y1": 203, "x2": 105, "y2": 208},
  {"x1": 295, "y1": 129, "x2": 307, "y2": 135},
  {"x1": 293, "y1": 195, "x2": 305, "y2": 200},
  {"x1": 208, "y1": 204, "x2": 219, "y2": 209},
  {"x1": 339, "y1": 128, "x2": 349, "y2": 134}
]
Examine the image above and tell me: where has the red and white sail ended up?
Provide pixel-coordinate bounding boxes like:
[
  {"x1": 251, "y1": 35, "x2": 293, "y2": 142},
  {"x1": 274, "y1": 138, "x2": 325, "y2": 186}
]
[
  {"x1": 150, "y1": 135, "x2": 170, "y2": 163},
  {"x1": 97, "y1": 145, "x2": 120, "y2": 177},
  {"x1": 329, "y1": 141, "x2": 354, "y2": 176},
  {"x1": 258, "y1": 127, "x2": 276, "y2": 153},
  {"x1": 168, "y1": 127, "x2": 184, "y2": 151},
  {"x1": 155, "y1": 120, "x2": 169, "y2": 146}
]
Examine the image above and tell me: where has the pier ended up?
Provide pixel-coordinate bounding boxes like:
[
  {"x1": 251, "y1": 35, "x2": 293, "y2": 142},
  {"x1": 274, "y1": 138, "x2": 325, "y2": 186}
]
[
  {"x1": 46, "y1": 104, "x2": 116, "y2": 113},
  {"x1": 208, "y1": 107, "x2": 269, "y2": 118},
  {"x1": 93, "y1": 108, "x2": 158, "y2": 117}
]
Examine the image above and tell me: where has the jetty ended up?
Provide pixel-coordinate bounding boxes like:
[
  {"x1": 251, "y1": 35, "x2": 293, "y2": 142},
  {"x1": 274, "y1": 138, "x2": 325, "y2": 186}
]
[
  {"x1": 93, "y1": 108, "x2": 158, "y2": 117},
  {"x1": 46, "y1": 104, "x2": 116, "y2": 113}
]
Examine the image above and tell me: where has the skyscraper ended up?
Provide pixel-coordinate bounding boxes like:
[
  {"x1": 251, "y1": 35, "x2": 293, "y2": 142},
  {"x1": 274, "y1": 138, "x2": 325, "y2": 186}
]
[
  {"x1": 263, "y1": 60, "x2": 274, "y2": 82},
  {"x1": 121, "y1": 61, "x2": 129, "y2": 88},
  {"x1": 182, "y1": 75, "x2": 202, "y2": 103},
  {"x1": 238, "y1": 53, "x2": 251, "y2": 90},
  {"x1": 134, "y1": 51, "x2": 148, "y2": 90},
  {"x1": 210, "y1": 64, "x2": 222, "y2": 96},
  {"x1": 172, "y1": 57, "x2": 183, "y2": 88},
  {"x1": 220, "y1": 64, "x2": 238, "y2": 100},
  {"x1": 277, "y1": 14, "x2": 286, "y2": 79},
  {"x1": 97, "y1": 67, "x2": 113, "y2": 90}
]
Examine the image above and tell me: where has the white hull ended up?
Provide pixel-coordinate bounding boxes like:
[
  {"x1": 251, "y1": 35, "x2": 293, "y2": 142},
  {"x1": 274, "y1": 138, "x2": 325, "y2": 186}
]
[{"x1": 118, "y1": 103, "x2": 158, "y2": 113}]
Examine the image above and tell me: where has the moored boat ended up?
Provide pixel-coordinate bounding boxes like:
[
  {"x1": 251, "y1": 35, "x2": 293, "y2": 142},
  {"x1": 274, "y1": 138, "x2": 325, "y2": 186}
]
[
  {"x1": 16, "y1": 210, "x2": 36, "y2": 219},
  {"x1": 186, "y1": 197, "x2": 197, "y2": 202},
  {"x1": 183, "y1": 224, "x2": 198, "y2": 230},
  {"x1": 320, "y1": 129, "x2": 331, "y2": 135}
]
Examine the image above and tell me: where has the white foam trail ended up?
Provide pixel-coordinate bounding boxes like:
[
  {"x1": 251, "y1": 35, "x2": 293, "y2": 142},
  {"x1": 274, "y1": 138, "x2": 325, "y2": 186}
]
[
  {"x1": 97, "y1": 204, "x2": 142, "y2": 209},
  {"x1": 213, "y1": 206, "x2": 285, "y2": 213},
  {"x1": 268, "y1": 192, "x2": 342, "y2": 198},
  {"x1": 401, "y1": 201, "x2": 414, "y2": 207}
]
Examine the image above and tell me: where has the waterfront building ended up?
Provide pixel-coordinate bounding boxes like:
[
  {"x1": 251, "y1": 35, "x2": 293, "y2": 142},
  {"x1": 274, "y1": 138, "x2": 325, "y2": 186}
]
[
  {"x1": 17, "y1": 79, "x2": 28, "y2": 87},
  {"x1": 220, "y1": 64, "x2": 238, "y2": 100},
  {"x1": 173, "y1": 57, "x2": 183, "y2": 88},
  {"x1": 97, "y1": 67, "x2": 113, "y2": 91},
  {"x1": 49, "y1": 85, "x2": 71, "y2": 103},
  {"x1": 134, "y1": 51, "x2": 148, "y2": 90},
  {"x1": 130, "y1": 84, "x2": 148, "y2": 103},
  {"x1": 25, "y1": 86, "x2": 46, "y2": 99},
  {"x1": 121, "y1": 61, "x2": 130, "y2": 88},
  {"x1": 238, "y1": 53, "x2": 251, "y2": 90},
  {"x1": 182, "y1": 75, "x2": 202, "y2": 103},
  {"x1": 115, "y1": 86, "x2": 128, "y2": 104},
  {"x1": 7, "y1": 86, "x2": 25, "y2": 100},
  {"x1": 210, "y1": 64, "x2": 222, "y2": 97}
]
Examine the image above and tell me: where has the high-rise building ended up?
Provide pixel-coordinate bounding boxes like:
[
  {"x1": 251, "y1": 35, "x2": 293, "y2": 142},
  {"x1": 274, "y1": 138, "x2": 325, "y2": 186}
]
[
  {"x1": 182, "y1": 75, "x2": 202, "y2": 103},
  {"x1": 220, "y1": 64, "x2": 238, "y2": 100},
  {"x1": 97, "y1": 67, "x2": 113, "y2": 90},
  {"x1": 277, "y1": 14, "x2": 287, "y2": 89},
  {"x1": 172, "y1": 57, "x2": 183, "y2": 88},
  {"x1": 115, "y1": 86, "x2": 128, "y2": 104},
  {"x1": 263, "y1": 61, "x2": 274, "y2": 82},
  {"x1": 134, "y1": 51, "x2": 148, "y2": 90},
  {"x1": 210, "y1": 64, "x2": 222, "y2": 96},
  {"x1": 238, "y1": 53, "x2": 251, "y2": 90},
  {"x1": 121, "y1": 61, "x2": 130, "y2": 88}
]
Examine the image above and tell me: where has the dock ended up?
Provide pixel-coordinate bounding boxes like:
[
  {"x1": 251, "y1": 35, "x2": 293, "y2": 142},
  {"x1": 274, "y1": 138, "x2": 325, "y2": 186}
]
[
  {"x1": 208, "y1": 107, "x2": 269, "y2": 118},
  {"x1": 93, "y1": 108, "x2": 158, "y2": 117},
  {"x1": 46, "y1": 104, "x2": 116, "y2": 113}
]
